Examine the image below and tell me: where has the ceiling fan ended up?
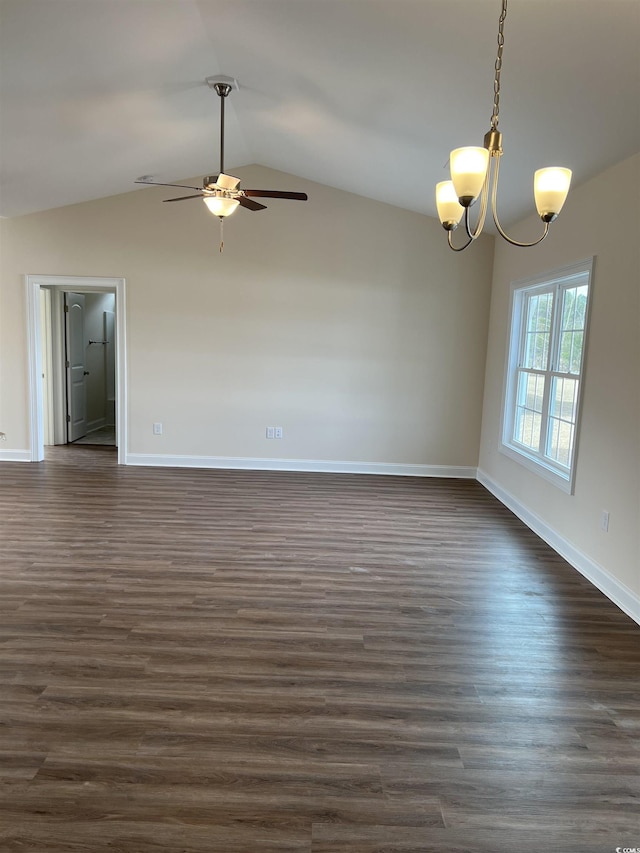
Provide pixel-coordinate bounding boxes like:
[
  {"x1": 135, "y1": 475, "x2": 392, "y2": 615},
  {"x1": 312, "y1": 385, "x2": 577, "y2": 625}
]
[{"x1": 135, "y1": 76, "x2": 308, "y2": 225}]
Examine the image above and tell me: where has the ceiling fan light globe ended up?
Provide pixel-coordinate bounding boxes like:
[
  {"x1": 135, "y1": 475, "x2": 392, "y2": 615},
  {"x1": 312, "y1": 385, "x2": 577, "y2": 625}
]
[
  {"x1": 203, "y1": 196, "x2": 240, "y2": 217},
  {"x1": 436, "y1": 181, "x2": 464, "y2": 228},
  {"x1": 534, "y1": 167, "x2": 572, "y2": 219},
  {"x1": 450, "y1": 147, "x2": 490, "y2": 205}
]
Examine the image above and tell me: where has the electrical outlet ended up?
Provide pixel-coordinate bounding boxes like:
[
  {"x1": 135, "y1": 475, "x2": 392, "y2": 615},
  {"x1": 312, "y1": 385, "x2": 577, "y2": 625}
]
[
  {"x1": 600, "y1": 510, "x2": 609, "y2": 532},
  {"x1": 153, "y1": 422, "x2": 163, "y2": 436},
  {"x1": 266, "y1": 426, "x2": 275, "y2": 439},
  {"x1": 274, "y1": 427, "x2": 283, "y2": 439},
  {"x1": 0, "y1": 431, "x2": 6, "y2": 441}
]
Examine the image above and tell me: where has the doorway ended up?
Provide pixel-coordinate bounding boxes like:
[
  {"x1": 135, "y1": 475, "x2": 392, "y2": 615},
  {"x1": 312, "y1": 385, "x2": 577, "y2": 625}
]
[
  {"x1": 63, "y1": 290, "x2": 117, "y2": 446},
  {"x1": 26, "y1": 275, "x2": 127, "y2": 463}
]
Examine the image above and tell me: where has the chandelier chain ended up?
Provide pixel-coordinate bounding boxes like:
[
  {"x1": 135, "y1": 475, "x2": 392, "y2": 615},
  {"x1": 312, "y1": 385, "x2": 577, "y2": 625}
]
[{"x1": 490, "y1": 0, "x2": 508, "y2": 131}]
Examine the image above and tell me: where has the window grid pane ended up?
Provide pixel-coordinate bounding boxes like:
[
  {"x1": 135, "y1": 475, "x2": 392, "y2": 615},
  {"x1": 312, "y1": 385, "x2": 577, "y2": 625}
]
[
  {"x1": 514, "y1": 370, "x2": 544, "y2": 451},
  {"x1": 546, "y1": 376, "x2": 579, "y2": 467},
  {"x1": 558, "y1": 285, "x2": 587, "y2": 374},
  {"x1": 523, "y1": 292, "x2": 553, "y2": 370},
  {"x1": 547, "y1": 420, "x2": 575, "y2": 467}
]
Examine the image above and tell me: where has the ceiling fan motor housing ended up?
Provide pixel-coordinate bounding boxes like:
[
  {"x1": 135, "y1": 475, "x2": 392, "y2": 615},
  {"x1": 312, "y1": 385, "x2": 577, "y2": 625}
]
[{"x1": 203, "y1": 174, "x2": 240, "y2": 192}]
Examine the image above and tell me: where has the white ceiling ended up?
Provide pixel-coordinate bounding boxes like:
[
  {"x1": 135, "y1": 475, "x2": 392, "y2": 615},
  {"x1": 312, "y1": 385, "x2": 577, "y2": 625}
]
[{"x1": 1, "y1": 0, "x2": 639, "y2": 222}]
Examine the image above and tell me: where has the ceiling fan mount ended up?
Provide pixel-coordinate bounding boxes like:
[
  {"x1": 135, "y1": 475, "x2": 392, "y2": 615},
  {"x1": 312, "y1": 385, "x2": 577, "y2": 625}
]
[
  {"x1": 134, "y1": 74, "x2": 307, "y2": 224},
  {"x1": 205, "y1": 75, "x2": 238, "y2": 95}
]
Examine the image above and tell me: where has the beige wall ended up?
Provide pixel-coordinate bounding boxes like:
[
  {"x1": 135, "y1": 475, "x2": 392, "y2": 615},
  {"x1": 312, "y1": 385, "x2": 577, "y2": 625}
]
[
  {"x1": 479, "y1": 153, "x2": 640, "y2": 601},
  {"x1": 0, "y1": 165, "x2": 493, "y2": 468}
]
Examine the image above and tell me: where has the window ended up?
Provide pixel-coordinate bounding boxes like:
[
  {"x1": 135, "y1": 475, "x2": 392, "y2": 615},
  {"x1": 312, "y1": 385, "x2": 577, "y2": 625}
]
[{"x1": 501, "y1": 258, "x2": 593, "y2": 493}]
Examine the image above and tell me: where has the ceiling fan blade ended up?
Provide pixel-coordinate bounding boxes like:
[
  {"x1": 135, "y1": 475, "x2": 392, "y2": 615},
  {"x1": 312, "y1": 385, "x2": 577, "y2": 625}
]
[
  {"x1": 135, "y1": 179, "x2": 202, "y2": 190},
  {"x1": 238, "y1": 196, "x2": 267, "y2": 212},
  {"x1": 163, "y1": 193, "x2": 206, "y2": 203},
  {"x1": 242, "y1": 190, "x2": 308, "y2": 200}
]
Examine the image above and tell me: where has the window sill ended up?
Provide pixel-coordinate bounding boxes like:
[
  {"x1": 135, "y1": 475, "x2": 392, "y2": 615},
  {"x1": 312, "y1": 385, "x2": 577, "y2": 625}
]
[{"x1": 499, "y1": 441, "x2": 574, "y2": 494}]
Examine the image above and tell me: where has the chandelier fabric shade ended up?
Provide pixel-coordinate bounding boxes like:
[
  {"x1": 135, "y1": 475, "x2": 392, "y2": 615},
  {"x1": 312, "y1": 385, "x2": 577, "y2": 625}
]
[{"x1": 436, "y1": 0, "x2": 571, "y2": 251}]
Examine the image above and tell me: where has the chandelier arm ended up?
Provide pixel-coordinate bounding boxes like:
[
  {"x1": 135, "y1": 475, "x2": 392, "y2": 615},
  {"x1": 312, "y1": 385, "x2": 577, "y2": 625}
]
[
  {"x1": 447, "y1": 230, "x2": 474, "y2": 252},
  {"x1": 463, "y1": 205, "x2": 483, "y2": 241},
  {"x1": 463, "y1": 205, "x2": 474, "y2": 240},
  {"x1": 492, "y1": 214, "x2": 550, "y2": 248},
  {"x1": 463, "y1": 163, "x2": 491, "y2": 241},
  {"x1": 490, "y1": 156, "x2": 551, "y2": 247}
]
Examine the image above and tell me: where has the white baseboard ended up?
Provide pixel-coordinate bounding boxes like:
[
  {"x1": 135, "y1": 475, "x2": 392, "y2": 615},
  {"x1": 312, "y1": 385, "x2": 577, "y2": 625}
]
[
  {"x1": 477, "y1": 468, "x2": 640, "y2": 626},
  {"x1": 0, "y1": 449, "x2": 32, "y2": 462},
  {"x1": 125, "y1": 453, "x2": 477, "y2": 479}
]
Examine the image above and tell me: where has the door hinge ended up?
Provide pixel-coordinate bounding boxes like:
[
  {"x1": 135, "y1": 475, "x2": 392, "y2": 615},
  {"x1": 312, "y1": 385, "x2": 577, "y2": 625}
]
[
  {"x1": 64, "y1": 304, "x2": 69, "y2": 313},
  {"x1": 65, "y1": 360, "x2": 70, "y2": 368},
  {"x1": 67, "y1": 414, "x2": 71, "y2": 423}
]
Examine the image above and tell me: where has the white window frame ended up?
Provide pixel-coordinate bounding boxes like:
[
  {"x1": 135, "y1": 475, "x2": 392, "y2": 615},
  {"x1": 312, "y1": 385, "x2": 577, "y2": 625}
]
[{"x1": 500, "y1": 257, "x2": 594, "y2": 494}]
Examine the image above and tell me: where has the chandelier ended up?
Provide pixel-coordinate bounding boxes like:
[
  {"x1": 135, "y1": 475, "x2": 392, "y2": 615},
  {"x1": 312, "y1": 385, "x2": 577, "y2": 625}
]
[{"x1": 436, "y1": 0, "x2": 572, "y2": 251}]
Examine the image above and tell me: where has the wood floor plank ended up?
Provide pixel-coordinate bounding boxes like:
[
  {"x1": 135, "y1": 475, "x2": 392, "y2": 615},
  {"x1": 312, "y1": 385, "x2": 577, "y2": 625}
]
[{"x1": 1, "y1": 444, "x2": 639, "y2": 851}]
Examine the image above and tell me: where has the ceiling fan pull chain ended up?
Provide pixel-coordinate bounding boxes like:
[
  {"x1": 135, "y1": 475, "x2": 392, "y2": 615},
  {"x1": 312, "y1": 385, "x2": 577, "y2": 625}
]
[{"x1": 219, "y1": 216, "x2": 224, "y2": 253}]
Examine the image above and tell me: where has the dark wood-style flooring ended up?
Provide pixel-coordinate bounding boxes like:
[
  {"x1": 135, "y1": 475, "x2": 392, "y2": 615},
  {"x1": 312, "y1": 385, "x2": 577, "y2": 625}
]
[{"x1": 1, "y1": 445, "x2": 638, "y2": 852}]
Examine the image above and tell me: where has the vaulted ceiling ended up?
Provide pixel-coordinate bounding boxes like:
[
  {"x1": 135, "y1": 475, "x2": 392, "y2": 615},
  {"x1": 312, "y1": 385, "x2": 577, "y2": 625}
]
[{"x1": 1, "y1": 0, "x2": 638, "y2": 223}]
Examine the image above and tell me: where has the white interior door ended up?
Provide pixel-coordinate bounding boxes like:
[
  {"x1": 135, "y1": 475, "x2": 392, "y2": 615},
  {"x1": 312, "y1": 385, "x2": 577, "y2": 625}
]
[{"x1": 65, "y1": 292, "x2": 87, "y2": 441}]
